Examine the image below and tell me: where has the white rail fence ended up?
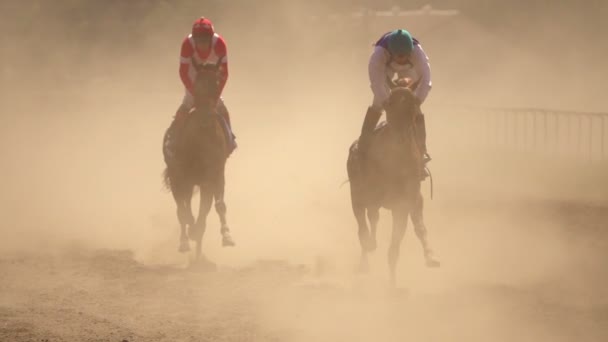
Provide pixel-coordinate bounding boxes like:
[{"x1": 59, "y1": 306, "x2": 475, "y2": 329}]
[{"x1": 452, "y1": 107, "x2": 608, "y2": 161}]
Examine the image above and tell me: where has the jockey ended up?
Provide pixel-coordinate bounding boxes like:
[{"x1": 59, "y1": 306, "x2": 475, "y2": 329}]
[
  {"x1": 359, "y1": 29, "x2": 432, "y2": 178},
  {"x1": 171, "y1": 16, "x2": 236, "y2": 155}
]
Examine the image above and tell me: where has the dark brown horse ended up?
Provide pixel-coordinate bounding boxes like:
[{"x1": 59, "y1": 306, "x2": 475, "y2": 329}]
[
  {"x1": 347, "y1": 87, "x2": 439, "y2": 286},
  {"x1": 163, "y1": 67, "x2": 235, "y2": 262}
]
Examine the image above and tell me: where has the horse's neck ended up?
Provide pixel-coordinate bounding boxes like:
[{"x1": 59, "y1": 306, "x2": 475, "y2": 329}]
[
  {"x1": 192, "y1": 104, "x2": 215, "y2": 115},
  {"x1": 187, "y1": 109, "x2": 222, "y2": 140},
  {"x1": 181, "y1": 112, "x2": 224, "y2": 161},
  {"x1": 375, "y1": 124, "x2": 418, "y2": 162},
  {"x1": 386, "y1": 121, "x2": 414, "y2": 139}
]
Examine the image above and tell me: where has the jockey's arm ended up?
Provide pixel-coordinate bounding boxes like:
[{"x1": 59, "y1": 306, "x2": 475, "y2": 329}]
[
  {"x1": 411, "y1": 44, "x2": 432, "y2": 104},
  {"x1": 218, "y1": 60, "x2": 228, "y2": 94},
  {"x1": 215, "y1": 36, "x2": 229, "y2": 97},
  {"x1": 368, "y1": 46, "x2": 391, "y2": 111},
  {"x1": 179, "y1": 38, "x2": 195, "y2": 94}
]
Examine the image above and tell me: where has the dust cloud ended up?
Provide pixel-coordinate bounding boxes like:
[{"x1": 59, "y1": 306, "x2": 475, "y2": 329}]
[{"x1": 1, "y1": 1, "x2": 607, "y2": 341}]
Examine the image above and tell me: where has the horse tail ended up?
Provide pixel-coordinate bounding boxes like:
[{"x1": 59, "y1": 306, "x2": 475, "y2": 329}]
[
  {"x1": 162, "y1": 167, "x2": 171, "y2": 190},
  {"x1": 346, "y1": 140, "x2": 361, "y2": 181},
  {"x1": 340, "y1": 179, "x2": 350, "y2": 188}
]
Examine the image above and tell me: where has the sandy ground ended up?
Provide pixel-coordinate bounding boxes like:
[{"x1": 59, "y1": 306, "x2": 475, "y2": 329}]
[{"x1": 1, "y1": 196, "x2": 608, "y2": 342}]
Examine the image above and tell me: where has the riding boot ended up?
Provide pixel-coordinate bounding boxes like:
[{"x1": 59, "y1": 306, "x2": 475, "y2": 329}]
[
  {"x1": 358, "y1": 106, "x2": 382, "y2": 161},
  {"x1": 415, "y1": 113, "x2": 431, "y2": 180},
  {"x1": 218, "y1": 105, "x2": 237, "y2": 156}
]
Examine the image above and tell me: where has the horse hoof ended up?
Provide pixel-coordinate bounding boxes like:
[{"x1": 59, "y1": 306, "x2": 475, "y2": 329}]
[
  {"x1": 178, "y1": 243, "x2": 190, "y2": 253},
  {"x1": 357, "y1": 261, "x2": 370, "y2": 274},
  {"x1": 189, "y1": 257, "x2": 217, "y2": 272},
  {"x1": 426, "y1": 259, "x2": 441, "y2": 268},
  {"x1": 389, "y1": 286, "x2": 409, "y2": 297},
  {"x1": 367, "y1": 239, "x2": 377, "y2": 252},
  {"x1": 222, "y1": 235, "x2": 235, "y2": 247}
]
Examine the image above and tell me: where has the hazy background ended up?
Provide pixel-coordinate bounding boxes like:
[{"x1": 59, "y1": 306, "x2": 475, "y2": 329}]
[{"x1": 1, "y1": 1, "x2": 607, "y2": 341}]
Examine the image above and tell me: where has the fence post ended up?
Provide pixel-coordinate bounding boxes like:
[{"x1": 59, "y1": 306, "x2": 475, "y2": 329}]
[
  {"x1": 515, "y1": 110, "x2": 520, "y2": 149},
  {"x1": 523, "y1": 110, "x2": 528, "y2": 150},
  {"x1": 588, "y1": 115, "x2": 593, "y2": 162},
  {"x1": 504, "y1": 110, "x2": 509, "y2": 146},
  {"x1": 555, "y1": 112, "x2": 560, "y2": 157},
  {"x1": 578, "y1": 115, "x2": 583, "y2": 155},
  {"x1": 485, "y1": 110, "x2": 490, "y2": 145},
  {"x1": 493, "y1": 110, "x2": 498, "y2": 147},
  {"x1": 602, "y1": 115, "x2": 605, "y2": 160},
  {"x1": 566, "y1": 115, "x2": 572, "y2": 156},
  {"x1": 543, "y1": 111, "x2": 549, "y2": 153},
  {"x1": 532, "y1": 110, "x2": 537, "y2": 152}
]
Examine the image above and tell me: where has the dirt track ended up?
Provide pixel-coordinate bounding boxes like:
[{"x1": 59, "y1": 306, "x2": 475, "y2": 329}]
[{"x1": 2, "y1": 197, "x2": 607, "y2": 342}]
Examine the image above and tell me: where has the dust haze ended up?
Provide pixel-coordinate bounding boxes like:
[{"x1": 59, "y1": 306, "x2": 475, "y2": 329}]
[{"x1": 1, "y1": 1, "x2": 608, "y2": 341}]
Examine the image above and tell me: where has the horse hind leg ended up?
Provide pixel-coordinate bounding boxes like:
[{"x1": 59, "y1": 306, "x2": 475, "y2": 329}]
[{"x1": 352, "y1": 192, "x2": 372, "y2": 273}]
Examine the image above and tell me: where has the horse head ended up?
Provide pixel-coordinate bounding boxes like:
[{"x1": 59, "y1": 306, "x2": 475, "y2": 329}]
[{"x1": 384, "y1": 87, "x2": 418, "y2": 137}]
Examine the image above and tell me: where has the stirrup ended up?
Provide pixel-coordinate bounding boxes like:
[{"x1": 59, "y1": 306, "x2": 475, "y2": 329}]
[
  {"x1": 423, "y1": 153, "x2": 432, "y2": 164},
  {"x1": 421, "y1": 167, "x2": 430, "y2": 180}
]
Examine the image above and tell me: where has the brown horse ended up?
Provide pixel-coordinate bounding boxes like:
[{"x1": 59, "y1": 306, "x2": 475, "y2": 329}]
[
  {"x1": 347, "y1": 87, "x2": 439, "y2": 286},
  {"x1": 163, "y1": 67, "x2": 235, "y2": 262}
]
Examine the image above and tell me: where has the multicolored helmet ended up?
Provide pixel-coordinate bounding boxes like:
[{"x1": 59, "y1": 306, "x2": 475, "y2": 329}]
[
  {"x1": 192, "y1": 17, "x2": 214, "y2": 37},
  {"x1": 387, "y1": 29, "x2": 414, "y2": 56}
]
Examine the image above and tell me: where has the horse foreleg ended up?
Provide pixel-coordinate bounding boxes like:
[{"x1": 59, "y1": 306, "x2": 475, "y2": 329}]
[
  {"x1": 177, "y1": 207, "x2": 191, "y2": 253},
  {"x1": 367, "y1": 206, "x2": 380, "y2": 252},
  {"x1": 351, "y1": 184, "x2": 371, "y2": 247},
  {"x1": 213, "y1": 166, "x2": 235, "y2": 247},
  {"x1": 193, "y1": 188, "x2": 214, "y2": 260},
  {"x1": 388, "y1": 208, "x2": 408, "y2": 287},
  {"x1": 411, "y1": 192, "x2": 440, "y2": 267},
  {"x1": 178, "y1": 207, "x2": 191, "y2": 253},
  {"x1": 172, "y1": 181, "x2": 194, "y2": 253},
  {"x1": 352, "y1": 191, "x2": 371, "y2": 273}
]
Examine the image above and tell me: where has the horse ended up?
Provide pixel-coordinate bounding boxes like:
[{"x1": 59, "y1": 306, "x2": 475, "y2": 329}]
[
  {"x1": 347, "y1": 86, "x2": 439, "y2": 286},
  {"x1": 162, "y1": 66, "x2": 235, "y2": 262}
]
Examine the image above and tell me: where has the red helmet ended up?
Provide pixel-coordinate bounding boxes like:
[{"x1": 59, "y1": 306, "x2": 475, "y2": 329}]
[{"x1": 192, "y1": 17, "x2": 214, "y2": 37}]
